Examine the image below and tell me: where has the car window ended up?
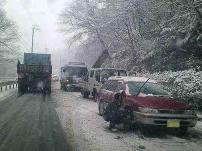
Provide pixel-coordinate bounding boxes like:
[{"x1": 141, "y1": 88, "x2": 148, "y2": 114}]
[
  {"x1": 101, "y1": 80, "x2": 118, "y2": 91},
  {"x1": 95, "y1": 71, "x2": 100, "y2": 82},
  {"x1": 101, "y1": 81, "x2": 110, "y2": 90},
  {"x1": 117, "y1": 70, "x2": 127, "y2": 76},
  {"x1": 127, "y1": 81, "x2": 169, "y2": 96},
  {"x1": 115, "y1": 82, "x2": 126, "y2": 92},
  {"x1": 90, "y1": 70, "x2": 94, "y2": 77},
  {"x1": 107, "y1": 80, "x2": 118, "y2": 91}
]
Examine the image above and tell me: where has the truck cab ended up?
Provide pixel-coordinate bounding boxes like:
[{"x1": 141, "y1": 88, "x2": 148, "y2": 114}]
[
  {"x1": 80, "y1": 68, "x2": 127, "y2": 99},
  {"x1": 60, "y1": 62, "x2": 88, "y2": 91}
]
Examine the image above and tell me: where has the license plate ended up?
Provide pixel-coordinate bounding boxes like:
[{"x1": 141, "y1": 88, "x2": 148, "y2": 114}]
[{"x1": 167, "y1": 120, "x2": 180, "y2": 128}]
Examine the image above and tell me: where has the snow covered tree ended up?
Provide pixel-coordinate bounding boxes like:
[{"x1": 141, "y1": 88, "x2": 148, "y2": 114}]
[
  {"x1": 0, "y1": 7, "x2": 18, "y2": 57},
  {"x1": 0, "y1": 2, "x2": 19, "y2": 77},
  {"x1": 60, "y1": 0, "x2": 202, "y2": 71}
]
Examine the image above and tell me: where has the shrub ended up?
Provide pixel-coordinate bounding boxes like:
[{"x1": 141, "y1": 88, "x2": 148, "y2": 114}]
[{"x1": 132, "y1": 69, "x2": 202, "y2": 110}]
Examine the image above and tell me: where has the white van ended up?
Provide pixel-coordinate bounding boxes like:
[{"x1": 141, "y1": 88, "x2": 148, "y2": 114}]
[{"x1": 80, "y1": 68, "x2": 127, "y2": 99}]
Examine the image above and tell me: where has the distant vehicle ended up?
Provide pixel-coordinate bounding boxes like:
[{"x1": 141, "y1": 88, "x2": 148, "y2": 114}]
[
  {"x1": 80, "y1": 68, "x2": 127, "y2": 99},
  {"x1": 98, "y1": 76, "x2": 197, "y2": 133},
  {"x1": 52, "y1": 75, "x2": 59, "y2": 81},
  {"x1": 17, "y1": 53, "x2": 52, "y2": 95},
  {"x1": 60, "y1": 62, "x2": 88, "y2": 91}
]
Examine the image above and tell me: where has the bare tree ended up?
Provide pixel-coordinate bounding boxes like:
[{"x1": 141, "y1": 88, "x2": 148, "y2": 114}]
[{"x1": 0, "y1": 9, "x2": 18, "y2": 54}]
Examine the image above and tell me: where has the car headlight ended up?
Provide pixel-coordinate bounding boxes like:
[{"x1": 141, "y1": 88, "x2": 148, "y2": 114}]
[
  {"x1": 184, "y1": 110, "x2": 196, "y2": 115},
  {"x1": 138, "y1": 107, "x2": 158, "y2": 113}
]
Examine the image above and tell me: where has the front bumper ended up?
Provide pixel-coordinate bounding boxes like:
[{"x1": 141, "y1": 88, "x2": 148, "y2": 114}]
[
  {"x1": 66, "y1": 83, "x2": 81, "y2": 89},
  {"x1": 133, "y1": 111, "x2": 197, "y2": 127}
]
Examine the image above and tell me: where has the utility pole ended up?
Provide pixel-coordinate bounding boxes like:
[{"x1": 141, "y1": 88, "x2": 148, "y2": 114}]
[{"x1": 31, "y1": 25, "x2": 39, "y2": 53}]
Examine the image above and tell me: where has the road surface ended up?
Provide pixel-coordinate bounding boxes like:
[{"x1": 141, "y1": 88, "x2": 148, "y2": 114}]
[
  {"x1": 0, "y1": 85, "x2": 70, "y2": 151},
  {"x1": 0, "y1": 82, "x2": 202, "y2": 151}
]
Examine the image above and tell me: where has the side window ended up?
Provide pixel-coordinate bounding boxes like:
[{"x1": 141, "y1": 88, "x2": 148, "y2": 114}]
[
  {"x1": 90, "y1": 70, "x2": 94, "y2": 78},
  {"x1": 95, "y1": 71, "x2": 100, "y2": 82},
  {"x1": 115, "y1": 82, "x2": 126, "y2": 92},
  {"x1": 101, "y1": 81, "x2": 110, "y2": 90},
  {"x1": 107, "y1": 80, "x2": 118, "y2": 91}
]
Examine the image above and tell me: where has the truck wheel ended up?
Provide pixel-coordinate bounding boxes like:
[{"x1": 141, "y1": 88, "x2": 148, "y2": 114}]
[
  {"x1": 179, "y1": 127, "x2": 188, "y2": 135},
  {"x1": 47, "y1": 89, "x2": 51, "y2": 95},
  {"x1": 18, "y1": 89, "x2": 23, "y2": 96},
  {"x1": 99, "y1": 101, "x2": 105, "y2": 116},
  {"x1": 18, "y1": 83, "x2": 25, "y2": 96}
]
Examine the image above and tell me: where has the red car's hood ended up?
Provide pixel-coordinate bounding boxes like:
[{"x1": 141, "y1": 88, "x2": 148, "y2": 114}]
[{"x1": 126, "y1": 96, "x2": 191, "y2": 110}]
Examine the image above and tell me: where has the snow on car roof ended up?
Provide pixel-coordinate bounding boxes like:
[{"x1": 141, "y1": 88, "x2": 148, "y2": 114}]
[{"x1": 108, "y1": 76, "x2": 157, "y2": 83}]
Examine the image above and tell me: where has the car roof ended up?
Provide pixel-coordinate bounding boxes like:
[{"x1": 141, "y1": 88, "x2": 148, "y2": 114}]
[
  {"x1": 108, "y1": 76, "x2": 157, "y2": 83},
  {"x1": 90, "y1": 68, "x2": 126, "y2": 71},
  {"x1": 62, "y1": 64, "x2": 87, "y2": 68}
]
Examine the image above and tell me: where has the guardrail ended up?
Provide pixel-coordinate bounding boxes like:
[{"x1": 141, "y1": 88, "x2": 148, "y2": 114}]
[{"x1": 0, "y1": 80, "x2": 18, "y2": 92}]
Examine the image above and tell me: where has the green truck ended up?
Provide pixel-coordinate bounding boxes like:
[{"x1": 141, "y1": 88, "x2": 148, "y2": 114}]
[{"x1": 17, "y1": 53, "x2": 52, "y2": 95}]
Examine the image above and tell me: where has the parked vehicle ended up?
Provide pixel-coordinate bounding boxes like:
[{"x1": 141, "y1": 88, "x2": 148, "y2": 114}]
[
  {"x1": 98, "y1": 76, "x2": 197, "y2": 133},
  {"x1": 52, "y1": 75, "x2": 59, "y2": 82},
  {"x1": 60, "y1": 62, "x2": 88, "y2": 91},
  {"x1": 80, "y1": 68, "x2": 127, "y2": 99},
  {"x1": 17, "y1": 53, "x2": 52, "y2": 95}
]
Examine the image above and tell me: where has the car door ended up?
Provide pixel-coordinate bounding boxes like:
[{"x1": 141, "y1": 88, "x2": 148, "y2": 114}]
[
  {"x1": 99, "y1": 81, "x2": 109, "y2": 101},
  {"x1": 94, "y1": 70, "x2": 101, "y2": 90},
  {"x1": 88, "y1": 69, "x2": 95, "y2": 93},
  {"x1": 99, "y1": 80, "x2": 113, "y2": 110},
  {"x1": 105, "y1": 80, "x2": 118, "y2": 102}
]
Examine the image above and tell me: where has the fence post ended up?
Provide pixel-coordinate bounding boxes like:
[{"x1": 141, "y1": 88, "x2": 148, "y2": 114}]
[
  {"x1": 9, "y1": 85, "x2": 11, "y2": 89},
  {"x1": 13, "y1": 84, "x2": 14, "y2": 88},
  {"x1": 0, "y1": 86, "x2": 2, "y2": 92},
  {"x1": 5, "y1": 85, "x2": 7, "y2": 90}
]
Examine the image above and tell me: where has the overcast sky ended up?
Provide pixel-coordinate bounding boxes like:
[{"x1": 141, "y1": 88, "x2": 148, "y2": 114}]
[{"x1": 4, "y1": 0, "x2": 74, "y2": 72}]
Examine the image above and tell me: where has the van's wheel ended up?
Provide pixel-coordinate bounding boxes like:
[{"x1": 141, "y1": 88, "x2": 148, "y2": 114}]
[
  {"x1": 92, "y1": 89, "x2": 98, "y2": 102},
  {"x1": 99, "y1": 101, "x2": 105, "y2": 116},
  {"x1": 81, "y1": 89, "x2": 89, "y2": 98}
]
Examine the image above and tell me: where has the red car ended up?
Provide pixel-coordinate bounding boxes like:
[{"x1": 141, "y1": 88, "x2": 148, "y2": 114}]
[{"x1": 98, "y1": 76, "x2": 197, "y2": 132}]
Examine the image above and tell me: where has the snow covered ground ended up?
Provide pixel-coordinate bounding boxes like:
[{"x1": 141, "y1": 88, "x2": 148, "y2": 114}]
[
  {"x1": 52, "y1": 83, "x2": 202, "y2": 151},
  {"x1": 0, "y1": 87, "x2": 17, "y2": 102}
]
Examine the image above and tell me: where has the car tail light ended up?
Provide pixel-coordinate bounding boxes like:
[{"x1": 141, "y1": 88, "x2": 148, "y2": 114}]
[{"x1": 48, "y1": 74, "x2": 52, "y2": 80}]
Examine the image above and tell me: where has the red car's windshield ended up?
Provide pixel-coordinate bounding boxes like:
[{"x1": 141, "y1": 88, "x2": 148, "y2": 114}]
[{"x1": 127, "y1": 81, "x2": 169, "y2": 96}]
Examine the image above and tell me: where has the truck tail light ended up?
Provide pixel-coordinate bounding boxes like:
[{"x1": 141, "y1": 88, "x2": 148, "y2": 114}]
[
  {"x1": 64, "y1": 80, "x2": 69, "y2": 84},
  {"x1": 18, "y1": 73, "x2": 24, "y2": 79}
]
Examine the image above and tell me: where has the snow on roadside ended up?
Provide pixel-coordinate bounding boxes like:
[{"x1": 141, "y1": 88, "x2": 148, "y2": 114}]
[
  {"x1": 0, "y1": 88, "x2": 17, "y2": 102},
  {"x1": 53, "y1": 90, "x2": 202, "y2": 151}
]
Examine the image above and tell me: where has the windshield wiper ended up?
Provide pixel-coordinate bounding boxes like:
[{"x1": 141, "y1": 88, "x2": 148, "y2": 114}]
[{"x1": 136, "y1": 78, "x2": 150, "y2": 96}]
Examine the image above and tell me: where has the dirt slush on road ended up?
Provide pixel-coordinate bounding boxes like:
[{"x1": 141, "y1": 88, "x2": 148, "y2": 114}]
[
  {"x1": 0, "y1": 88, "x2": 71, "y2": 151},
  {"x1": 0, "y1": 83, "x2": 202, "y2": 151}
]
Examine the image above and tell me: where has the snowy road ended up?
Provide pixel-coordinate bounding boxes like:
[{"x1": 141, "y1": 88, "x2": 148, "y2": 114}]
[
  {"x1": 53, "y1": 83, "x2": 202, "y2": 151},
  {"x1": 0, "y1": 82, "x2": 202, "y2": 151},
  {"x1": 0, "y1": 83, "x2": 70, "y2": 151}
]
